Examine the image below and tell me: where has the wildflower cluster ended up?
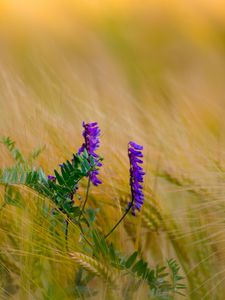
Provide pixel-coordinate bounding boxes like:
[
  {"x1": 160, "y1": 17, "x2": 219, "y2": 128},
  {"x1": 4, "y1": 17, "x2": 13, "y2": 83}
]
[{"x1": 47, "y1": 121, "x2": 144, "y2": 223}]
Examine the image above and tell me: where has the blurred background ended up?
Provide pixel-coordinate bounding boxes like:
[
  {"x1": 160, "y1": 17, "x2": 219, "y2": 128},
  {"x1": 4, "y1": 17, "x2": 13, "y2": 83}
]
[{"x1": 0, "y1": 1, "x2": 225, "y2": 299}]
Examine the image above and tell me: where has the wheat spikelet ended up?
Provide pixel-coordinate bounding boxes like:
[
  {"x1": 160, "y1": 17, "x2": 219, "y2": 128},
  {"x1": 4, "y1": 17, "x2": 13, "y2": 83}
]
[
  {"x1": 142, "y1": 201, "x2": 163, "y2": 230},
  {"x1": 157, "y1": 167, "x2": 213, "y2": 197},
  {"x1": 141, "y1": 213, "x2": 159, "y2": 231},
  {"x1": 69, "y1": 252, "x2": 118, "y2": 286},
  {"x1": 158, "y1": 167, "x2": 193, "y2": 187}
]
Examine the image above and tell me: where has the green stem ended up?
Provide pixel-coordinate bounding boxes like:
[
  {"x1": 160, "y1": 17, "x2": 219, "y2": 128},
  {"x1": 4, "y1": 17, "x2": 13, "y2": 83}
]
[
  {"x1": 65, "y1": 217, "x2": 69, "y2": 252},
  {"x1": 104, "y1": 200, "x2": 133, "y2": 239},
  {"x1": 79, "y1": 176, "x2": 91, "y2": 220}
]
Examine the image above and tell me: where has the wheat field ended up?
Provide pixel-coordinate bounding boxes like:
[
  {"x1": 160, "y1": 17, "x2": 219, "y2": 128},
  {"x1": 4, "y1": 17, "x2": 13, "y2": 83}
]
[{"x1": 0, "y1": 1, "x2": 225, "y2": 299}]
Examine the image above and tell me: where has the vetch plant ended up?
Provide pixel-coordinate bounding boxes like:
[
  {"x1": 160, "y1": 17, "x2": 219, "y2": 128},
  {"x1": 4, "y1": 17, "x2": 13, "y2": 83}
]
[{"x1": 0, "y1": 123, "x2": 186, "y2": 299}]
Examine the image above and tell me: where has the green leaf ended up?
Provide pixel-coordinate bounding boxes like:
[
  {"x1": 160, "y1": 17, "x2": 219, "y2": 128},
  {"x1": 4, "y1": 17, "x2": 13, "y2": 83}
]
[
  {"x1": 54, "y1": 170, "x2": 65, "y2": 185},
  {"x1": 83, "y1": 148, "x2": 89, "y2": 159},
  {"x1": 83, "y1": 159, "x2": 91, "y2": 172},
  {"x1": 89, "y1": 155, "x2": 95, "y2": 167},
  {"x1": 125, "y1": 251, "x2": 138, "y2": 269},
  {"x1": 132, "y1": 259, "x2": 147, "y2": 276}
]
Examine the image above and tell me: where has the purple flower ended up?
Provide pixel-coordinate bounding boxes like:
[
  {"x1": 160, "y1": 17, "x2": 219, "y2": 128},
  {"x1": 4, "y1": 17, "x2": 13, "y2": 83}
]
[
  {"x1": 78, "y1": 122, "x2": 102, "y2": 186},
  {"x1": 48, "y1": 175, "x2": 56, "y2": 181},
  {"x1": 128, "y1": 141, "x2": 145, "y2": 216}
]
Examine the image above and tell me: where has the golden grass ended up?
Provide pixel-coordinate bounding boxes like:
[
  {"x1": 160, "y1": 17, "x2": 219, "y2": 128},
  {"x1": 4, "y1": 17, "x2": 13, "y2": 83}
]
[{"x1": 0, "y1": 1, "x2": 225, "y2": 299}]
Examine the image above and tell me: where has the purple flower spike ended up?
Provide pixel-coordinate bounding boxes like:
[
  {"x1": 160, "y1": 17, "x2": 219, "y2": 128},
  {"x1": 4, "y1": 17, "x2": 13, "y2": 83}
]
[
  {"x1": 128, "y1": 141, "x2": 145, "y2": 216},
  {"x1": 78, "y1": 122, "x2": 102, "y2": 186}
]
